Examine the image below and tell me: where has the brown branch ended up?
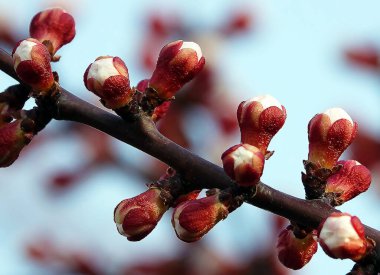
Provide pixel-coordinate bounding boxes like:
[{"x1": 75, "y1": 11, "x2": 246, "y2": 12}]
[{"x1": 1, "y1": 48, "x2": 380, "y2": 268}]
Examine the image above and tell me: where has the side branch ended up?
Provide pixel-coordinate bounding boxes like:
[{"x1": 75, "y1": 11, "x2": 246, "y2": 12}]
[{"x1": 1, "y1": 48, "x2": 380, "y2": 265}]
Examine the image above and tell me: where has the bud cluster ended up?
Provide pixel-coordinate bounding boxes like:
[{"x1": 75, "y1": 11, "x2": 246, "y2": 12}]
[
  {"x1": 114, "y1": 173, "x2": 232, "y2": 243},
  {"x1": 303, "y1": 107, "x2": 371, "y2": 205},
  {"x1": 3, "y1": 8, "x2": 77, "y2": 167},
  {"x1": 274, "y1": 107, "x2": 372, "y2": 270},
  {"x1": 11, "y1": 7, "x2": 76, "y2": 93},
  {"x1": 222, "y1": 95, "x2": 286, "y2": 187},
  {"x1": 83, "y1": 40, "x2": 205, "y2": 118}
]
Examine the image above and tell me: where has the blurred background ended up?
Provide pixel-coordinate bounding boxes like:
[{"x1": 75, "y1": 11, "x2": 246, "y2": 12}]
[{"x1": 1, "y1": 0, "x2": 380, "y2": 274}]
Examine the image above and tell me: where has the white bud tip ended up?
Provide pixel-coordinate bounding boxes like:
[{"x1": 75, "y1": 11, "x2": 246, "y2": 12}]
[
  {"x1": 45, "y1": 7, "x2": 68, "y2": 12},
  {"x1": 173, "y1": 204, "x2": 188, "y2": 237},
  {"x1": 231, "y1": 146, "x2": 255, "y2": 169},
  {"x1": 319, "y1": 215, "x2": 359, "y2": 250},
  {"x1": 324, "y1": 107, "x2": 353, "y2": 125},
  {"x1": 116, "y1": 223, "x2": 125, "y2": 235},
  {"x1": 244, "y1": 94, "x2": 282, "y2": 110},
  {"x1": 87, "y1": 57, "x2": 120, "y2": 85},
  {"x1": 14, "y1": 40, "x2": 37, "y2": 63},
  {"x1": 180, "y1": 41, "x2": 203, "y2": 62}
]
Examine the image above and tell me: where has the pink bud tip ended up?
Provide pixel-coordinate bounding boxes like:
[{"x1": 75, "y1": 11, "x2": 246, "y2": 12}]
[
  {"x1": 135, "y1": 79, "x2": 149, "y2": 93},
  {"x1": 237, "y1": 95, "x2": 286, "y2": 154},
  {"x1": 12, "y1": 38, "x2": 55, "y2": 92},
  {"x1": 325, "y1": 160, "x2": 371, "y2": 205},
  {"x1": 221, "y1": 143, "x2": 265, "y2": 186},
  {"x1": 149, "y1": 40, "x2": 205, "y2": 100},
  {"x1": 276, "y1": 226, "x2": 318, "y2": 270},
  {"x1": 30, "y1": 7, "x2": 76, "y2": 55},
  {"x1": 318, "y1": 213, "x2": 367, "y2": 261},
  {"x1": 0, "y1": 120, "x2": 34, "y2": 167},
  {"x1": 308, "y1": 107, "x2": 357, "y2": 169},
  {"x1": 114, "y1": 188, "x2": 168, "y2": 241},
  {"x1": 84, "y1": 56, "x2": 133, "y2": 109},
  {"x1": 171, "y1": 194, "x2": 229, "y2": 242}
]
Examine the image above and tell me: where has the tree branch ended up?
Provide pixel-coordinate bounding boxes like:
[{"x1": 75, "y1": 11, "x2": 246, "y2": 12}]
[{"x1": 1, "y1": 48, "x2": 379, "y2": 268}]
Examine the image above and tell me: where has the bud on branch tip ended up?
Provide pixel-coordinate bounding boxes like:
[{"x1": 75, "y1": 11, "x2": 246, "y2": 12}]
[
  {"x1": 149, "y1": 40, "x2": 205, "y2": 100},
  {"x1": 12, "y1": 38, "x2": 55, "y2": 93},
  {"x1": 318, "y1": 213, "x2": 367, "y2": 261},
  {"x1": 0, "y1": 119, "x2": 34, "y2": 167},
  {"x1": 84, "y1": 56, "x2": 133, "y2": 109},
  {"x1": 308, "y1": 107, "x2": 357, "y2": 169},
  {"x1": 222, "y1": 143, "x2": 265, "y2": 187},
  {"x1": 237, "y1": 94, "x2": 286, "y2": 154},
  {"x1": 114, "y1": 188, "x2": 168, "y2": 241},
  {"x1": 325, "y1": 160, "x2": 371, "y2": 206},
  {"x1": 172, "y1": 193, "x2": 229, "y2": 243},
  {"x1": 276, "y1": 226, "x2": 318, "y2": 270},
  {"x1": 30, "y1": 7, "x2": 76, "y2": 57}
]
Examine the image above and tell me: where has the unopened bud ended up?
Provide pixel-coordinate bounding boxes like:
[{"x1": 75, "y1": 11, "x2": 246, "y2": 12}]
[
  {"x1": 12, "y1": 38, "x2": 55, "y2": 92},
  {"x1": 0, "y1": 119, "x2": 34, "y2": 167},
  {"x1": 237, "y1": 95, "x2": 286, "y2": 154},
  {"x1": 276, "y1": 226, "x2": 318, "y2": 270},
  {"x1": 114, "y1": 188, "x2": 168, "y2": 241},
  {"x1": 221, "y1": 143, "x2": 265, "y2": 187},
  {"x1": 318, "y1": 213, "x2": 367, "y2": 261},
  {"x1": 172, "y1": 194, "x2": 229, "y2": 242},
  {"x1": 325, "y1": 160, "x2": 371, "y2": 206},
  {"x1": 308, "y1": 108, "x2": 357, "y2": 169},
  {"x1": 149, "y1": 40, "x2": 205, "y2": 100},
  {"x1": 84, "y1": 56, "x2": 133, "y2": 109},
  {"x1": 30, "y1": 7, "x2": 75, "y2": 56}
]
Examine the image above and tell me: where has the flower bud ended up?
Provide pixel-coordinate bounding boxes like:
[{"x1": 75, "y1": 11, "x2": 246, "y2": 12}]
[
  {"x1": 325, "y1": 160, "x2": 371, "y2": 205},
  {"x1": 29, "y1": 8, "x2": 75, "y2": 56},
  {"x1": 237, "y1": 95, "x2": 286, "y2": 154},
  {"x1": 172, "y1": 194, "x2": 229, "y2": 242},
  {"x1": 12, "y1": 38, "x2": 55, "y2": 92},
  {"x1": 84, "y1": 56, "x2": 133, "y2": 109},
  {"x1": 276, "y1": 226, "x2": 318, "y2": 270},
  {"x1": 318, "y1": 213, "x2": 367, "y2": 261},
  {"x1": 0, "y1": 119, "x2": 34, "y2": 167},
  {"x1": 114, "y1": 188, "x2": 168, "y2": 241},
  {"x1": 221, "y1": 143, "x2": 265, "y2": 186},
  {"x1": 308, "y1": 108, "x2": 357, "y2": 169},
  {"x1": 149, "y1": 40, "x2": 205, "y2": 100}
]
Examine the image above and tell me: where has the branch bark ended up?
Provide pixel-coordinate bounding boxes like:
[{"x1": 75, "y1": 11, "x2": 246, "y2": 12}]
[{"x1": 1, "y1": 48, "x2": 380, "y2": 268}]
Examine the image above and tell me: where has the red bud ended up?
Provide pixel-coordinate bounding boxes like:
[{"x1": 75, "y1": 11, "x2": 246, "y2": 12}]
[
  {"x1": 221, "y1": 143, "x2": 265, "y2": 186},
  {"x1": 84, "y1": 56, "x2": 133, "y2": 109},
  {"x1": 114, "y1": 188, "x2": 168, "y2": 241},
  {"x1": 325, "y1": 160, "x2": 371, "y2": 205},
  {"x1": 149, "y1": 40, "x2": 205, "y2": 100},
  {"x1": 277, "y1": 226, "x2": 318, "y2": 270},
  {"x1": 318, "y1": 213, "x2": 367, "y2": 261},
  {"x1": 12, "y1": 38, "x2": 55, "y2": 92},
  {"x1": 237, "y1": 95, "x2": 286, "y2": 154},
  {"x1": 172, "y1": 194, "x2": 229, "y2": 243},
  {"x1": 30, "y1": 8, "x2": 75, "y2": 56},
  {"x1": 308, "y1": 108, "x2": 357, "y2": 169}
]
